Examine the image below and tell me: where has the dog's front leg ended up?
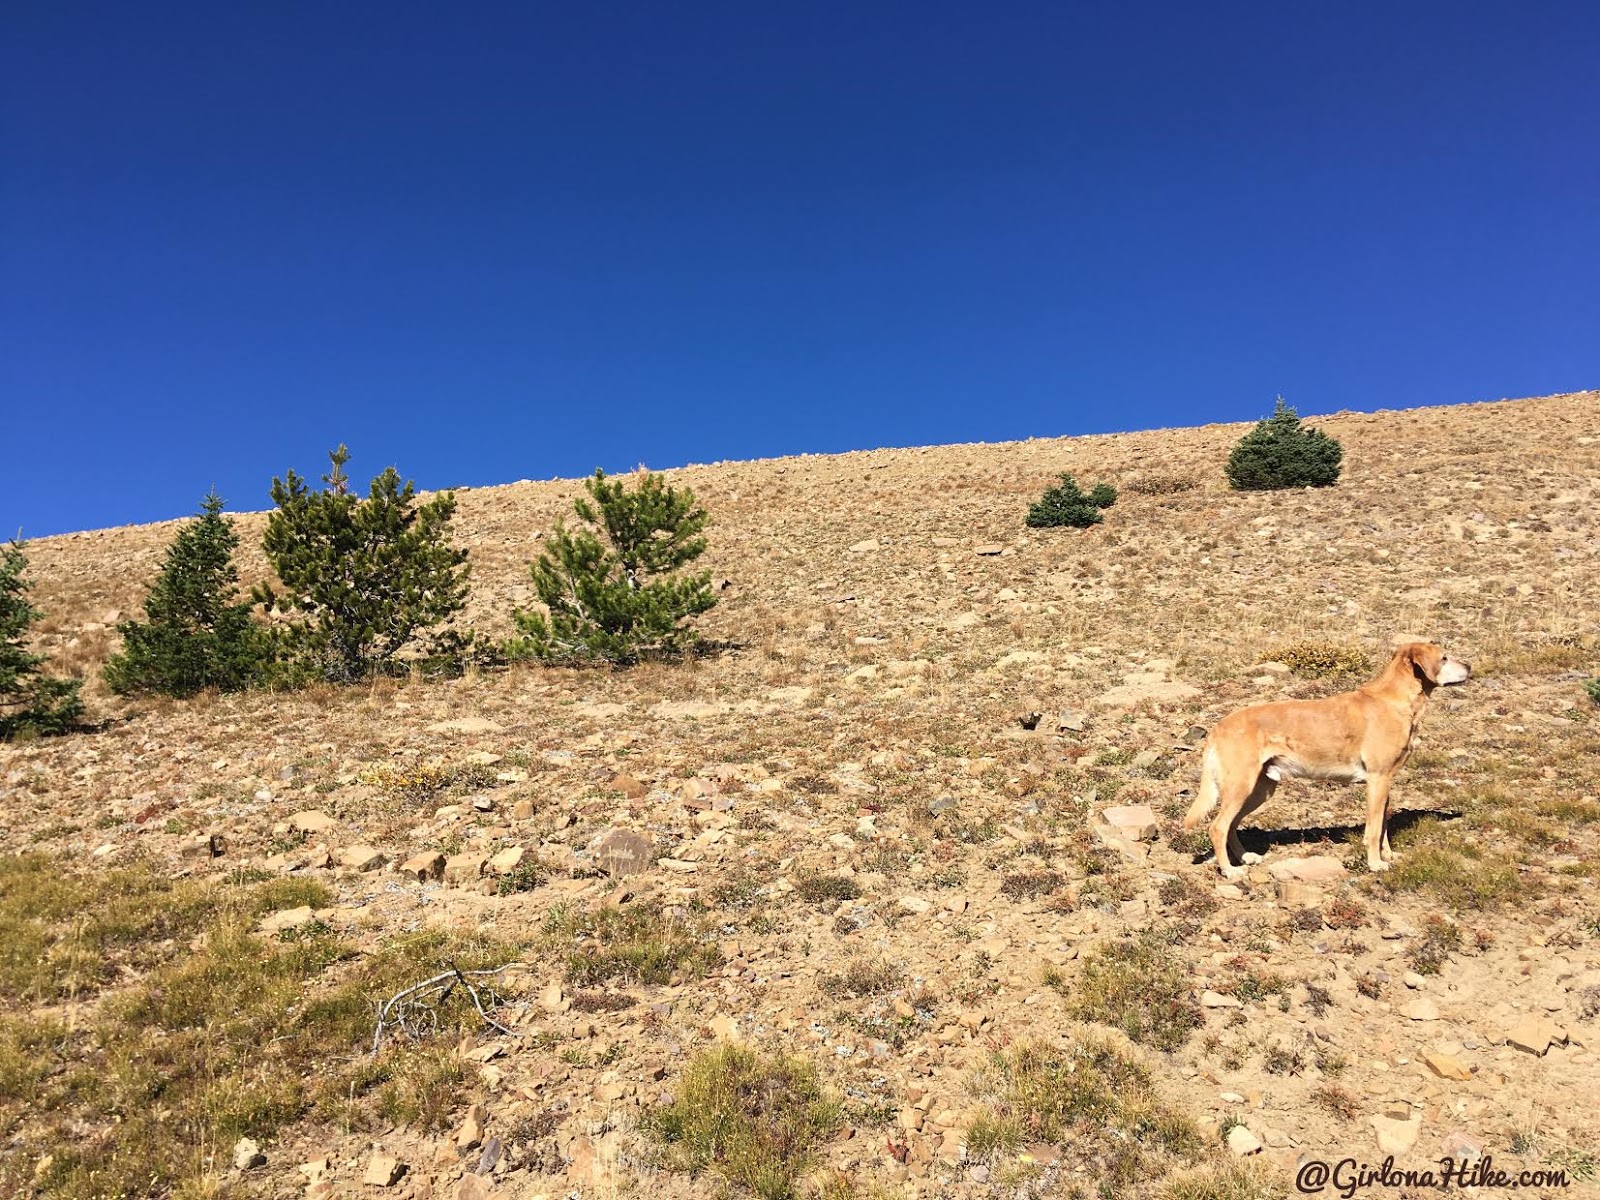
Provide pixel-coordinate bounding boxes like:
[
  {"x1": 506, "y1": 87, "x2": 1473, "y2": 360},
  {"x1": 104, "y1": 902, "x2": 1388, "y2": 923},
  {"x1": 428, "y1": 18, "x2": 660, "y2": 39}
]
[{"x1": 1363, "y1": 773, "x2": 1394, "y2": 872}]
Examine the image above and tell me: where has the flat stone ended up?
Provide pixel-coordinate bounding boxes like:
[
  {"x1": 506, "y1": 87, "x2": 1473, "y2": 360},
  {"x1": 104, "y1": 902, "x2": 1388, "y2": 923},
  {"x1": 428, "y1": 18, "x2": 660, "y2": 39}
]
[
  {"x1": 289, "y1": 810, "x2": 338, "y2": 835},
  {"x1": 1101, "y1": 803, "x2": 1159, "y2": 842},
  {"x1": 258, "y1": 906, "x2": 318, "y2": 935},
  {"x1": 1202, "y1": 990, "x2": 1243, "y2": 1009},
  {"x1": 1370, "y1": 1114, "x2": 1421, "y2": 1157},
  {"x1": 400, "y1": 851, "x2": 446, "y2": 881},
  {"x1": 340, "y1": 845, "x2": 387, "y2": 872},
  {"x1": 849, "y1": 539, "x2": 880, "y2": 553},
  {"x1": 974, "y1": 543, "x2": 1005, "y2": 556},
  {"x1": 897, "y1": 896, "x2": 932, "y2": 915},
  {"x1": 1441, "y1": 1130, "x2": 1484, "y2": 1162},
  {"x1": 363, "y1": 1154, "x2": 405, "y2": 1187},
  {"x1": 1276, "y1": 880, "x2": 1324, "y2": 907},
  {"x1": 453, "y1": 1177, "x2": 497, "y2": 1200},
  {"x1": 1266, "y1": 855, "x2": 1348, "y2": 883},
  {"x1": 1093, "y1": 825, "x2": 1149, "y2": 861},
  {"x1": 591, "y1": 829, "x2": 656, "y2": 877},
  {"x1": 444, "y1": 853, "x2": 488, "y2": 885},
  {"x1": 1424, "y1": 1053, "x2": 1472, "y2": 1081},
  {"x1": 1226, "y1": 1126, "x2": 1263, "y2": 1156},
  {"x1": 488, "y1": 846, "x2": 525, "y2": 875},
  {"x1": 455, "y1": 1103, "x2": 486, "y2": 1150},
  {"x1": 1506, "y1": 1014, "x2": 1566, "y2": 1055},
  {"x1": 611, "y1": 773, "x2": 648, "y2": 798},
  {"x1": 1404, "y1": 998, "x2": 1440, "y2": 1021}
]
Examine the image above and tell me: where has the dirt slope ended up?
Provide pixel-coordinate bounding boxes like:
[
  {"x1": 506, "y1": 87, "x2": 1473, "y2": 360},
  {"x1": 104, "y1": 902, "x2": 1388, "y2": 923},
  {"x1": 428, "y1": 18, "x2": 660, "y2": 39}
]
[{"x1": 5, "y1": 390, "x2": 1600, "y2": 1199}]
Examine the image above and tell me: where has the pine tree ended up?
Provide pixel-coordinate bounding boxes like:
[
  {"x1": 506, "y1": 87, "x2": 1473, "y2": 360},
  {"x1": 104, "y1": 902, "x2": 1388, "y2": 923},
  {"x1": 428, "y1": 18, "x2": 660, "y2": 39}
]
[
  {"x1": 103, "y1": 492, "x2": 268, "y2": 697},
  {"x1": 1026, "y1": 475, "x2": 1118, "y2": 528},
  {"x1": 1225, "y1": 398, "x2": 1344, "y2": 491},
  {"x1": 0, "y1": 540, "x2": 84, "y2": 738},
  {"x1": 255, "y1": 446, "x2": 471, "y2": 682},
  {"x1": 511, "y1": 469, "x2": 717, "y2": 665}
]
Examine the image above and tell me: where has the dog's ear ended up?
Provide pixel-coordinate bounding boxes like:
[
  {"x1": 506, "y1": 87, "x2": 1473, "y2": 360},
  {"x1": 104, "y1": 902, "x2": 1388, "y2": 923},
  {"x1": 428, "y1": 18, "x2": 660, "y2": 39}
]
[{"x1": 1406, "y1": 642, "x2": 1443, "y2": 683}]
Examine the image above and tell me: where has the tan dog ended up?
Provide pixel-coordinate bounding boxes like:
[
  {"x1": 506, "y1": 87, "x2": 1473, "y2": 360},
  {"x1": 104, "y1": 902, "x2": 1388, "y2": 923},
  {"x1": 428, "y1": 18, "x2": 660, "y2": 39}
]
[{"x1": 1183, "y1": 642, "x2": 1471, "y2": 878}]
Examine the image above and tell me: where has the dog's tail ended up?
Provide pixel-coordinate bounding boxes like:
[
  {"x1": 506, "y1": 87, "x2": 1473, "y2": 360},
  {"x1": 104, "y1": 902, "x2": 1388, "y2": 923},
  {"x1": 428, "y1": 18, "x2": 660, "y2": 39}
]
[{"x1": 1183, "y1": 744, "x2": 1222, "y2": 831}]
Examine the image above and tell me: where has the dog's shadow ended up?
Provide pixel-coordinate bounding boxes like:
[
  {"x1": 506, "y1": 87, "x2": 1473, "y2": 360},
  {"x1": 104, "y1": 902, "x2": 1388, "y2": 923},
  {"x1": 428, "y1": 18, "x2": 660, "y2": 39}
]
[{"x1": 1193, "y1": 809, "x2": 1463, "y2": 864}]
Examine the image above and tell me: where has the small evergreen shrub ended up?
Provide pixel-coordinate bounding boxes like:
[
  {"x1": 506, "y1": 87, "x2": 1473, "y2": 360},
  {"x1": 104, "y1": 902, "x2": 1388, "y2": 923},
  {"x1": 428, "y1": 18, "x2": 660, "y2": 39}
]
[
  {"x1": 1584, "y1": 677, "x2": 1600, "y2": 706},
  {"x1": 104, "y1": 492, "x2": 268, "y2": 697},
  {"x1": 255, "y1": 447, "x2": 471, "y2": 683},
  {"x1": 0, "y1": 541, "x2": 83, "y2": 739},
  {"x1": 510, "y1": 469, "x2": 717, "y2": 665},
  {"x1": 1026, "y1": 474, "x2": 1117, "y2": 529},
  {"x1": 1225, "y1": 398, "x2": 1343, "y2": 491},
  {"x1": 1271, "y1": 640, "x2": 1371, "y2": 680}
]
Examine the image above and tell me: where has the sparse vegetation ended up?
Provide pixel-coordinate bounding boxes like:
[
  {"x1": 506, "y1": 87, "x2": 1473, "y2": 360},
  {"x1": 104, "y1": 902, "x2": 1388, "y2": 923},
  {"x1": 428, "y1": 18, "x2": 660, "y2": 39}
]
[
  {"x1": 510, "y1": 468, "x2": 717, "y2": 665},
  {"x1": 1225, "y1": 398, "x2": 1343, "y2": 491},
  {"x1": 1026, "y1": 473, "x2": 1117, "y2": 528},
  {"x1": 643, "y1": 1043, "x2": 841, "y2": 1200},
  {"x1": 0, "y1": 859, "x2": 523, "y2": 1199},
  {"x1": 966, "y1": 1037, "x2": 1199, "y2": 1185},
  {"x1": 0, "y1": 541, "x2": 82, "y2": 738},
  {"x1": 256, "y1": 445, "x2": 472, "y2": 682},
  {"x1": 544, "y1": 901, "x2": 721, "y2": 986},
  {"x1": 1055, "y1": 929, "x2": 1201, "y2": 1052}
]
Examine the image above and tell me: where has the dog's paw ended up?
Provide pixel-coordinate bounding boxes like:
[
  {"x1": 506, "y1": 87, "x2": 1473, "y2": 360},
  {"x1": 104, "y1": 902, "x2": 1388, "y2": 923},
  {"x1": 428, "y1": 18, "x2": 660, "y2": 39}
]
[
  {"x1": 1366, "y1": 858, "x2": 1392, "y2": 873},
  {"x1": 1240, "y1": 852, "x2": 1263, "y2": 865},
  {"x1": 1219, "y1": 864, "x2": 1248, "y2": 882}
]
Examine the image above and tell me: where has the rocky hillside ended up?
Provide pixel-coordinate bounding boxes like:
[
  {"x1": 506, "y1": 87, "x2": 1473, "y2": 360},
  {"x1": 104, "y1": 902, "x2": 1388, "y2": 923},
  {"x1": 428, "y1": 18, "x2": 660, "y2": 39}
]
[{"x1": 4, "y1": 391, "x2": 1600, "y2": 1199}]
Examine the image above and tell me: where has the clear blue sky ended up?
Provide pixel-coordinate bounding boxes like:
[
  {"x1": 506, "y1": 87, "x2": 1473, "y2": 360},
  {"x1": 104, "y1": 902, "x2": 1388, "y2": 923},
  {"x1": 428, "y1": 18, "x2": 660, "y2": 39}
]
[{"x1": 4, "y1": 3, "x2": 1597, "y2": 536}]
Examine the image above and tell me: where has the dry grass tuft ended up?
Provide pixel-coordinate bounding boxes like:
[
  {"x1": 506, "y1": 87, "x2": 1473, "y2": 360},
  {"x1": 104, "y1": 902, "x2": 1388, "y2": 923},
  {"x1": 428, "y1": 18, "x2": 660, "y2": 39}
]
[{"x1": 643, "y1": 1043, "x2": 841, "y2": 1200}]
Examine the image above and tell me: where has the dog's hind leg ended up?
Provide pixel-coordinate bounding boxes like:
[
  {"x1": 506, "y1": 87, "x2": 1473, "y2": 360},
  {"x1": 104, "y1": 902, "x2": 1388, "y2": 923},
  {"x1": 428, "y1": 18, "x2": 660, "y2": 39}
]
[
  {"x1": 1208, "y1": 767, "x2": 1259, "y2": 881},
  {"x1": 1228, "y1": 774, "x2": 1277, "y2": 866}
]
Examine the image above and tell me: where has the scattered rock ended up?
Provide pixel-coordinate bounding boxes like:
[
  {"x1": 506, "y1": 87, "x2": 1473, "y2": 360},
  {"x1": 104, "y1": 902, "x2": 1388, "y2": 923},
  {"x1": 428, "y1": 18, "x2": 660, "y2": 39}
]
[
  {"x1": 444, "y1": 854, "x2": 488, "y2": 885},
  {"x1": 453, "y1": 1175, "x2": 497, "y2": 1200},
  {"x1": 363, "y1": 1153, "x2": 406, "y2": 1187},
  {"x1": 588, "y1": 829, "x2": 654, "y2": 878},
  {"x1": 897, "y1": 896, "x2": 932, "y2": 915},
  {"x1": 1441, "y1": 1130, "x2": 1484, "y2": 1162},
  {"x1": 1404, "y1": 998, "x2": 1440, "y2": 1022},
  {"x1": 455, "y1": 1103, "x2": 486, "y2": 1150},
  {"x1": 1057, "y1": 709, "x2": 1088, "y2": 732},
  {"x1": 488, "y1": 846, "x2": 525, "y2": 875},
  {"x1": 400, "y1": 851, "x2": 446, "y2": 881},
  {"x1": 340, "y1": 845, "x2": 387, "y2": 872},
  {"x1": 1506, "y1": 1014, "x2": 1567, "y2": 1056},
  {"x1": 233, "y1": 1137, "x2": 266, "y2": 1170},
  {"x1": 849, "y1": 539, "x2": 880, "y2": 553},
  {"x1": 1369, "y1": 1114, "x2": 1421, "y2": 1157},
  {"x1": 1101, "y1": 803, "x2": 1159, "y2": 842},
  {"x1": 289, "y1": 810, "x2": 338, "y2": 835},
  {"x1": 612, "y1": 773, "x2": 648, "y2": 798},
  {"x1": 974, "y1": 543, "x2": 1005, "y2": 556},
  {"x1": 1266, "y1": 856, "x2": 1348, "y2": 883},
  {"x1": 1202, "y1": 990, "x2": 1243, "y2": 1009},
  {"x1": 1226, "y1": 1125, "x2": 1263, "y2": 1156},
  {"x1": 1276, "y1": 880, "x2": 1324, "y2": 907},
  {"x1": 1424, "y1": 1053, "x2": 1472, "y2": 1081},
  {"x1": 257, "y1": 906, "x2": 319, "y2": 936}
]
